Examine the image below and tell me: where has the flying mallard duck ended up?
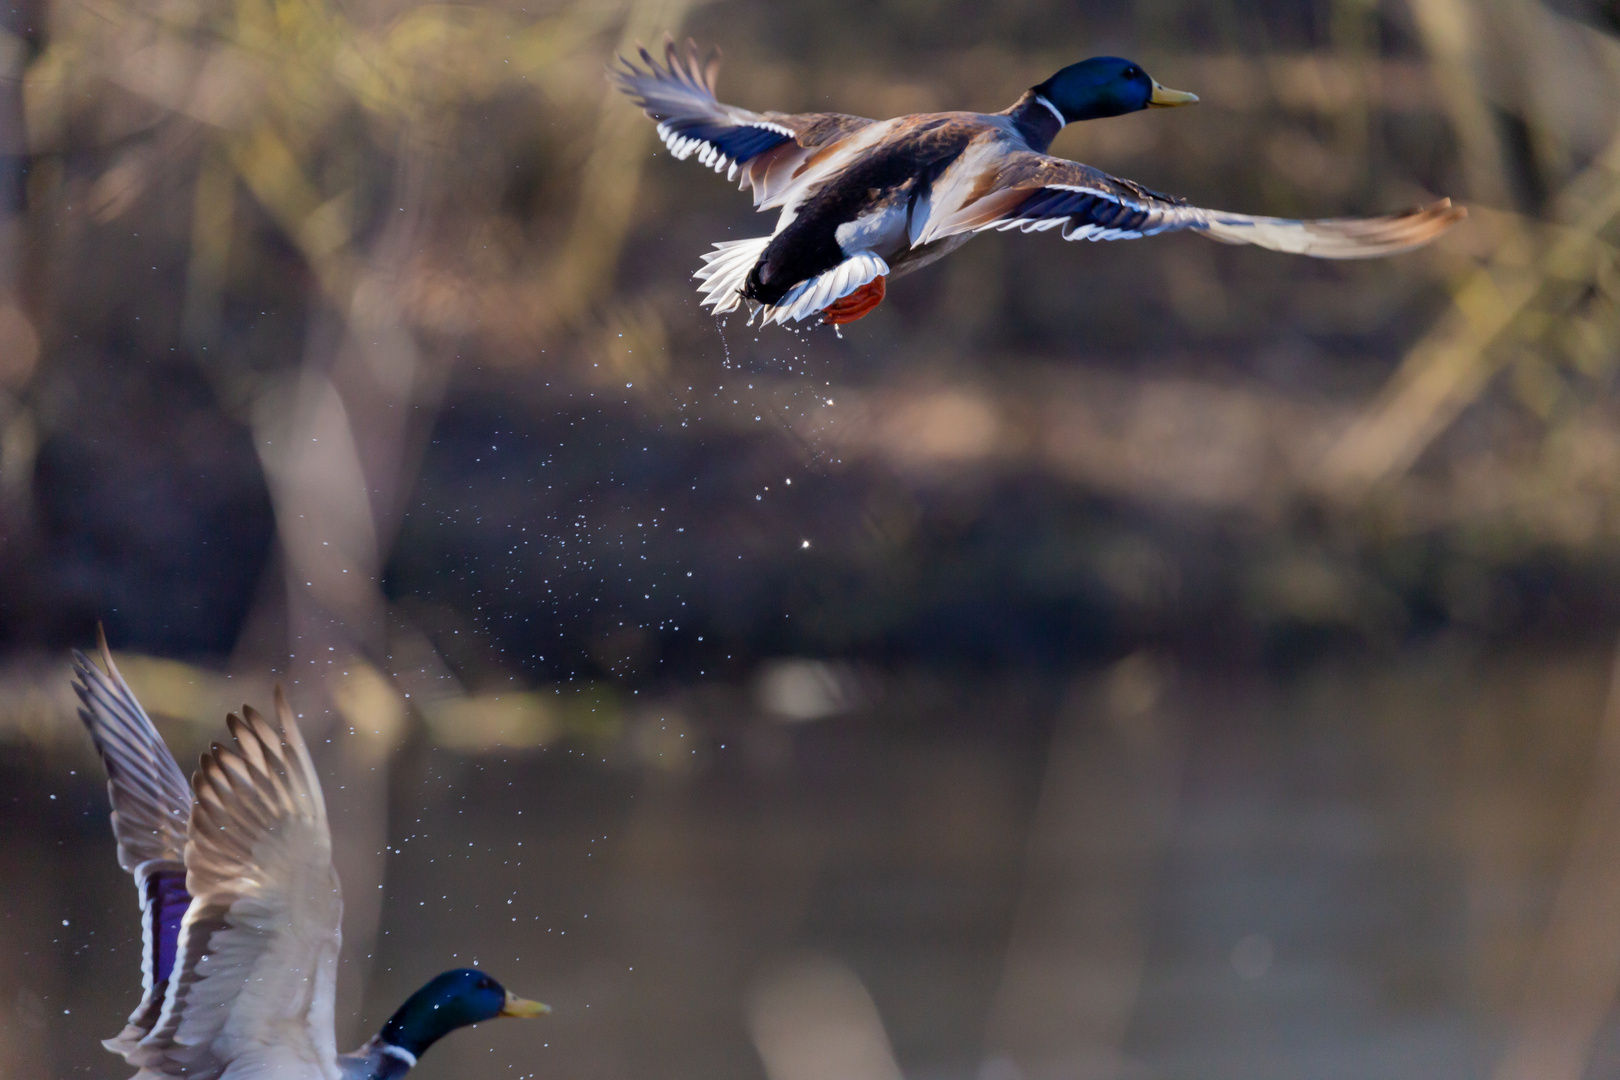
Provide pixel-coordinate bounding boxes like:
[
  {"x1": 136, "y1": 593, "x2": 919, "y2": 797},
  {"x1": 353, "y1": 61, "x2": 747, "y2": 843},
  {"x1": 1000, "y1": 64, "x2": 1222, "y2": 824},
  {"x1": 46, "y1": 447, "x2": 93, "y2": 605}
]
[
  {"x1": 72, "y1": 630, "x2": 549, "y2": 1080},
  {"x1": 612, "y1": 40, "x2": 1464, "y2": 327}
]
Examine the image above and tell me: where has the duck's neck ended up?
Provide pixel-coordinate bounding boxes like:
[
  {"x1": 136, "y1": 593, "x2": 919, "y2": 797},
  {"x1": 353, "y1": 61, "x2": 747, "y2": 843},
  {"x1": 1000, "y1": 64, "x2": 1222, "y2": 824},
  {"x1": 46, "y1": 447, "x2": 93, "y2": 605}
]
[
  {"x1": 338, "y1": 1036, "x2": 418, "y2": 1080},
  {"x1": 1003, "y1": 89, "x2": 1066, "y2": 153},
  {"x1": 338, "y1": 975, "x2": 481, "y2": 1079}
]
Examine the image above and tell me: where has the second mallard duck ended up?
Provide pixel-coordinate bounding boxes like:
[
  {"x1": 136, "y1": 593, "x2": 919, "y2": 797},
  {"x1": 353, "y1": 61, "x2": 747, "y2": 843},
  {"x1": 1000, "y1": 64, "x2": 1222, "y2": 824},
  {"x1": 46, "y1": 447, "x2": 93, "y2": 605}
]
[
  {"x1": 72, "y1": 631, "x2": 549, "y2": 1079},
  {"x1": 613, "y1": 40, "x2": 1463, "y2": 327}
]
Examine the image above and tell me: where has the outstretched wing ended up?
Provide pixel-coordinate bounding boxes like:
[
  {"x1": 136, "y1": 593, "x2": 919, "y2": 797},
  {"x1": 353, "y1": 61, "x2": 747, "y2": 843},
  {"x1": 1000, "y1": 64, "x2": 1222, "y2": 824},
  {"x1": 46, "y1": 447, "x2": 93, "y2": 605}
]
[
  {"x1": 72, "y1": 629, "x2": 195, "y2": 1055},
  {"x1": 611, "y1": 37, "x2": 875, "y2": 209},
  {"x1": 915, "y1": 145, "x2": 1464, "y2": 257},
  {"x1": 127, "y1": 690, "x2": 343, "y2": 1080}
]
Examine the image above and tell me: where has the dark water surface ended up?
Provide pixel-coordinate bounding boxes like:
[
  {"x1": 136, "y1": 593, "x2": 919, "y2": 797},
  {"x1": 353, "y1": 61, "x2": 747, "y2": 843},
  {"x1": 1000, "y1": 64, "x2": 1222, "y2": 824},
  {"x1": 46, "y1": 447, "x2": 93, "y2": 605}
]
[{"x1": 3, "y1": 645, "x2": 1616, "y2": 1080}]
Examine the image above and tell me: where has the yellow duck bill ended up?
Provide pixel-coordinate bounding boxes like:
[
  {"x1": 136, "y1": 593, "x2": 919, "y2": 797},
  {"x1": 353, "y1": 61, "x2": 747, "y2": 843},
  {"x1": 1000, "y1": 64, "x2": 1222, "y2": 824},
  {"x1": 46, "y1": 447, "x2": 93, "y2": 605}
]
[
  {"x1": 499, "y1": 991, "x2": 551, "y2": 1018},
  {"x1": 1149, "y1": 80, "x2": 1199, "y2": 106}
]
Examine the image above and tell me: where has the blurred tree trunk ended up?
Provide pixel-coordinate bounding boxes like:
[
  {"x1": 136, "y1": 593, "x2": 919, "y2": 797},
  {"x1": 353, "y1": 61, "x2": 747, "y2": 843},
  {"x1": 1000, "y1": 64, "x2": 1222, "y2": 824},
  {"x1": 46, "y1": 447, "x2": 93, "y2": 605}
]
[
  {"x1": 221, "y1": 0, "x2": 694, "y2": 1034},
  {"x1": 238, "y1": 138, "x2": 449, "y2": 1042}
]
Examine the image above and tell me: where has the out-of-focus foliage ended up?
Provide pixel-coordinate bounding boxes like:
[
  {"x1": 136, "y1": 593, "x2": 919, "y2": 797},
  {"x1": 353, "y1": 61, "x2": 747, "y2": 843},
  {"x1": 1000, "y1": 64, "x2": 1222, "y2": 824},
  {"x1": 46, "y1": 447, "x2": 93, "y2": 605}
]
[
  {"x1": 3, "y1": 2, "x2": 1620, "y2": 1077},
  {"x1": 5, "y1": 0, "x2": 1619, "y2": 686}
]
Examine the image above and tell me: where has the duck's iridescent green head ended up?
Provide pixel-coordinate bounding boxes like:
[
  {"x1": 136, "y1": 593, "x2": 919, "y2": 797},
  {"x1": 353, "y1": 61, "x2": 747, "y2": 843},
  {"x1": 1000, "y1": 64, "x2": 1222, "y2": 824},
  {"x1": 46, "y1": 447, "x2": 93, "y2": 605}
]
[
  {"x1": 1034, "y1": 56, "x2": 1198, "y2": 123},
  {"x1": 379, "y1": 969, "x2": 549, "y2": 1058}
]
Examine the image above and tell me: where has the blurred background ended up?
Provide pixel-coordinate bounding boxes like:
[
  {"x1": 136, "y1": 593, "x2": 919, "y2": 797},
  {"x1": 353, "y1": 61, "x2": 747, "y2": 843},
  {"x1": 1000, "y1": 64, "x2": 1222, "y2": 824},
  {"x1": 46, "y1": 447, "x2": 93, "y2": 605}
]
[{"x1": 2, "y1": 0, "x2": 1620, "y2": 1076}]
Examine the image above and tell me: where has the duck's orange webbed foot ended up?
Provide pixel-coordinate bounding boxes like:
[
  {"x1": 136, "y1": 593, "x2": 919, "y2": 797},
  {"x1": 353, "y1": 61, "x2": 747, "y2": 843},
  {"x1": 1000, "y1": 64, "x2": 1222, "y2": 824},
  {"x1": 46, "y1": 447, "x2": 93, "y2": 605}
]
[{"x1": 821, "y1": 276, "x2": 886, "y2": 325}]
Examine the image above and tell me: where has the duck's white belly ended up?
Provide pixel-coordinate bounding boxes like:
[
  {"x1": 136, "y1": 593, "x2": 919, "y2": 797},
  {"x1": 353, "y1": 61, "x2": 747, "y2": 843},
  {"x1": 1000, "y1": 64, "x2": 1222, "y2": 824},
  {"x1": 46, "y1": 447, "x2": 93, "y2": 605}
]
[
  {"x1": 130, "y1": 1048, "x2": 334, "y2": 1080},
  {"x1": 834, "y1": 201, "x2": 911, "y2": 259},
  {"x1": 214, "y1": 1046, "x2": 337, "y2": 1080}
]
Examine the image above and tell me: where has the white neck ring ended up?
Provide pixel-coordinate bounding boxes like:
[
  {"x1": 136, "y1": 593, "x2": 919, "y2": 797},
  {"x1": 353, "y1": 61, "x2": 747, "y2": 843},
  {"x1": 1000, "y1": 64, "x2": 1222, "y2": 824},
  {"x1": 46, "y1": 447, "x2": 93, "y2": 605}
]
[
  {"x1": 1032, "y1": 94, "x2": 1066, "y2": 129},
  {"x1": 381, "y1": 1043, "x2": 418, "y2": 1068}
]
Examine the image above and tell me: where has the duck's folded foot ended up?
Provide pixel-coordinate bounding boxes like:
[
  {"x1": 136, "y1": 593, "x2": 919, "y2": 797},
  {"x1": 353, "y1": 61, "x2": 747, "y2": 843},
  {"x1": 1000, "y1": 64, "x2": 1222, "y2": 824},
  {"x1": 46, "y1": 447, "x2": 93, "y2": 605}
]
[{"x1": 821, "y1": 275, "x2": 886, "y2": 325}]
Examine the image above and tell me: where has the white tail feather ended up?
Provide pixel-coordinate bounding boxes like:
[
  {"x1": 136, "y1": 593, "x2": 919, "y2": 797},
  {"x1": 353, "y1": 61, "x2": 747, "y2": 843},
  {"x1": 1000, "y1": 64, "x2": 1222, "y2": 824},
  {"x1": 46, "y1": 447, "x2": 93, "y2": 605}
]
[
  {"x1": 694, "y1": 237, "x2": 772, "y2": 314},
  {"x1": 756, "y1": 251, "x2": 889, "y2": 326}
]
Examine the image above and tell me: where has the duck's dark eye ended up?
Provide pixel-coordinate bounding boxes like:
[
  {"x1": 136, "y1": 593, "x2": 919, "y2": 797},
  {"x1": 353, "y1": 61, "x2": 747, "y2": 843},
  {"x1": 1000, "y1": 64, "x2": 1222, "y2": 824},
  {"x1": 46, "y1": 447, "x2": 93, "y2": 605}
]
[{"x1": 1125, "y1": 66, "x2": 1142, "y2": 78}]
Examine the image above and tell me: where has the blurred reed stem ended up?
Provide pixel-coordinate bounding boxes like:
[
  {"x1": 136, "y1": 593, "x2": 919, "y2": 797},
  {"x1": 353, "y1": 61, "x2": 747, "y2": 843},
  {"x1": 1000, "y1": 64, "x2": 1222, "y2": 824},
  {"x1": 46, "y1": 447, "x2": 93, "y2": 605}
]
[
  {"x1": 549, "y1": 0, "x2": 693, "y2": 327},
  {"x1": 182, "y1": 145, "x2": 235, "y2": 350},
  {"x1": 1491, "y1": 634, "x2": 1620, "y2": 1080},
  {"x1": 1320, "y1": 132, "x2": 1620, "y2": 493},
  {"x1": 1404, "y1": 0, "x2": 1513, "y2": 207}
]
